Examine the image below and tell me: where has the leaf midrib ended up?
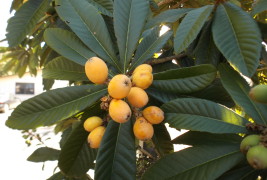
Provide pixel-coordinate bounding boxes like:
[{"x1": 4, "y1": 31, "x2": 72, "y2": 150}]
[
  {"x1": 166, "y1": 149, "x2": 240, "y2": 179},
  {"x1": 167, "y1": 113, "x2": 246, "y2": 128},
  {"x1": 12, "y1": 88, "x2": 107, "y2": 118}
]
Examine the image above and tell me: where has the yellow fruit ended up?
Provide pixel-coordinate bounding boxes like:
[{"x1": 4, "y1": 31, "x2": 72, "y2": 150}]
[
  {"x1": 133, "y1": 64, "x2": 152, "y2": 74},
  {"x1": 132, "y1": 70, "x2": 153, "y2": 89},
  {"x1": 108, "y1": 74, "x2": 132, "y2": 99},
  {"x1": 127, "y1": 87, "x2": 148, "y2": 108},
  {"x1": 143, "y1": 106, "x2": 164, "y2": 124},
  {"x1": 85, "y1": 57, "x2": 108, "y2": 84},
  {"x1": 133, "y1": 117, "x2": 154, "y2": 141},
  {"x1": 83, "y1": 116, "x2": 103, "y2": 132},
  {"x1": 109, "y1": 99, "x2": 132, "y2": 123},
  {"x1": 87, "y1": 126, "x2": 106, "y2": 148}
]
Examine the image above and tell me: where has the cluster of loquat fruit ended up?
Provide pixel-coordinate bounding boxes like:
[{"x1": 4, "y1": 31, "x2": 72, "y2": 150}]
[
  {"x1": 240, "y1": 133, "x2": 267, "y2": 169},
  {"x1": 83, "y1": 57, "x2": 165, "y2": 148}
]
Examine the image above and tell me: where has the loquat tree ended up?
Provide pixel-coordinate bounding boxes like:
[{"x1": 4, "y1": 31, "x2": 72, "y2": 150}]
[{"x1": 2, "y1": 0, "x2": 267, "y2": 179}]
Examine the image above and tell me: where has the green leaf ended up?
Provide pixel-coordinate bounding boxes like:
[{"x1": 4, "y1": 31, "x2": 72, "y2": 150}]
[
  {"x1": 130, "y1": 30, "x2": 173, "y2": 71},
  {"x1": 27, "y1": 147, "x2": 60, "y2": 162},
  {"x1": 212, "y1": 2, "x2": 262, "y2": 77},
  {"x1": 6, "y1": 85, "x2": 107, "y2": 130},
  {"x1": 217, "y1": 165, "x2": 260, "y2": 180},
  {"x1": 86, "y1": 0, "x2": 113, "y2": 17},
  {"x1": 194, "y1": 21, "x2": 221, "y2": 67},
  {"x1": 162, "y1": 98, "x2": 249, "y2": 134},
  {"x1": 142, "y1": 144, "x2": 243, "y2": 180},
  {"x1": 218, "y1": 63, "x2": 267, "y2": 126},
  {"x1": 153, "y1": 123, "x2": 173, "y2": 156},
  {"x1": 43, "y1": 57, "x2": 88, "y2": 81},
  {"x1": 44, "y1": 28, "x2": 95, "y2": 66},
  {"x1": 47, "y1": 171, "x2": 92, "y2": 180},
  {"x1": 55, "y1": 0, "x2": 120, "y2": 71},
  {"x1": 151, "y1": 64, "x2": 217, "y2": 94},
  {"x1": 114, "y1": 0, "x2": 149, "y2": 73},
  {"x1": 171, "y1": 131, "x2": 242, "y2": 146},
  {"x1": 95, "y1": 120, "x2": 136, "y2": 180},
  {"x1": 59, "y1": 113, "x2": 98, "y2": 177},
  {"x1": 189, "y1": 79, "x2": 234, "y2": 108},
  {"x1": 251, "y1": 0, "x2": 267, "y2": 16},
  {"x1": 146, "y1": 88, "x2": 181, "y2": 104},
  {"x1": 144, "y1": 8, "x2": 191, "y2": 30},
  {"x1": 174, "y1": 5, "x2": 213, "y2": 54},
  {"x1": 6, "y1": 0, "x2": 50, "y2": 47}
]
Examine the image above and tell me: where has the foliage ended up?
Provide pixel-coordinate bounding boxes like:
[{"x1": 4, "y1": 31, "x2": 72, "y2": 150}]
[{"x1": 2, "y1": 0, "x2": 267, "y2": 179}]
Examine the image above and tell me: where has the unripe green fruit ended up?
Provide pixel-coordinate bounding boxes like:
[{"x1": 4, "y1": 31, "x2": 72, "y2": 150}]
[
  {"x1": 249, "y1": 84, "x2": 267, "y2": 104},
  {"x1": 246, "y1": 145, "x2": 267, "y2": 169},
  {"x1": 240, "y1": 134, "x2": 261, "y2": 154}
]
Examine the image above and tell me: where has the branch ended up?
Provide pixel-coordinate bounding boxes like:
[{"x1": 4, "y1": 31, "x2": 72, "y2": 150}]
[
  {"x1": 147, "y1": 53, "x2": 186, "y2": 65},
  {"x1": 157, "y1": 0, "x2": 175, "y2": 6},
  {"x1": 171, "y1": 0, "x2": 189, "y2": 9}
]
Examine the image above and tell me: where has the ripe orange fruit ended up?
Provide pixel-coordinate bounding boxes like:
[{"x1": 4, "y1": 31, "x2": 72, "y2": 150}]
[
  {"x1": 109, "y1": 99, "x2": 132, "y2": 123},
  {"x1": 133, "y1": 64, "x2": 152, "y2": 74},
  {"x1": 142, "y1": 106, "x2": 164, "y2": 124},
  {"x1": 85, "y1": 57, "x2": 108, "y2": 84},
  {"x1": 133, "y1": 117, "x2": 154, "y2": 141},
  {"x1": 127, "y1": 87, "x2": 148, "y2": 108},
  {"x1": 132, "y1": 70, "x2": 153, "y2": 89},
  {"x1": 83, "y1": 116, "x2": 103, "y2": 132},
  {"x1": 108, "y1": 74, "x2": 132, "y2": 99},
  {"x1": 87, "y1": 126, "x2": 106, "y2": 148}
]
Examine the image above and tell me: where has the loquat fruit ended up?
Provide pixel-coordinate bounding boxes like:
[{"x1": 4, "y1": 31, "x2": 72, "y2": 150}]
[
  {"x1": 246, "y1": 145, "x2": 267, "y2": 169},
  {"x1": 83, "y1": 116, "x2": 103, "y2": 132},
  {"x1": 87, "y1": 126, "x2": 106, "y2": 148},
  {"x1": 85, "y1": 57, "x2": 108, "y2": 84},
  {"x1": 133, "y1": 64, "x2": 152, "y2": 74},
  {"x1": 108, "y1": 74, "x2": 132, "y2": 99},
  {"x1": 240, "y1": 134, "x2": 261, "y2": 154},
  {"x1": 109, "y1": 99, "x2": 132, "y2": 123},
  {"x1": 133, "y1": 117, "x2": 154, "y2": 141},
  {"x1": 127, "y1": 87, "x2": 148, "y2": 108},
  {"x1": 142, "y1": 106, "x2": 164, "y2": 124},
  {"x1": 132, "y1": 70, "x2": 153, "y2": 89}
]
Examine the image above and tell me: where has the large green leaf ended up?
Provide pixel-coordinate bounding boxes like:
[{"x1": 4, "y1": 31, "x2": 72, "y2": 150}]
[
  {"x1": 174, "y1": 5, "x2": 213, "y2": 54},
  {"x1": 193, "y1": 21, "x2": 221, "y2": 67},
  {"x1": 27, "y1": 147, "x2": 60, "y2": 162},
  {"x1": 151, "y1": 64, "x2": 217, "y2": 94},
  {"x1": 6, "y1": 0, "x2": 50, "y2": 47},
  {"x1": 251, "y1": 0, "x2": 267, "y2": 16},
  {"x1": 212, "y1": 2, "x2": 262, "y2": 77},
  {"x1": 44, "y1": 28, "x2": 95, "y2": 66},
  {"x1": 217, "y1": 165, "x2": 261, "y2": 180},
  {"x1": 58, "y1": 109, "x2": 99, "y2": 177},
  {"x1": 86, "y1": 0, "x2": 113, "y2": 17},
  {"x1": 43, "y1": 56, "x2": 88, "y2": 81},
  {"x1": 6, "y1": 85, "x2": 107, "y2": 130},
  {"x1": 129, "y1": 30, "x2": 173, "y2": 71},
  {"x1": 146, "y1": 88, "x2": 181, "y2": 104},
  {"x1": 162, "y1": 98, "x2": 249, "y2": 134},
  {"x1": 218, "y1": 63, "x2": 267, "y2": 126},
  {"x1": 47, "y1": 171, "x2": 92, "y2": 180},
  {"x1": 152, "y1": 123, "x2": 173, "y2": 156},
  {"x1": 172, "y1": 131, "x2": 242, "y2": 146},
  {"x1": 95, "y1": 120, "x2": 136, "y2": 180},
  {"x1": 55, "y1": 0, "x2": 120, "y2": 71},
  {"x1": 114, "y1": 0, "x2": 149, "y2": 73},
  {"x1": 142, "y1": 144, "x2": 243, "y2": 180},
  {"x1": 144, "y1": 8, "x2": 191, "y2": 30}
]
